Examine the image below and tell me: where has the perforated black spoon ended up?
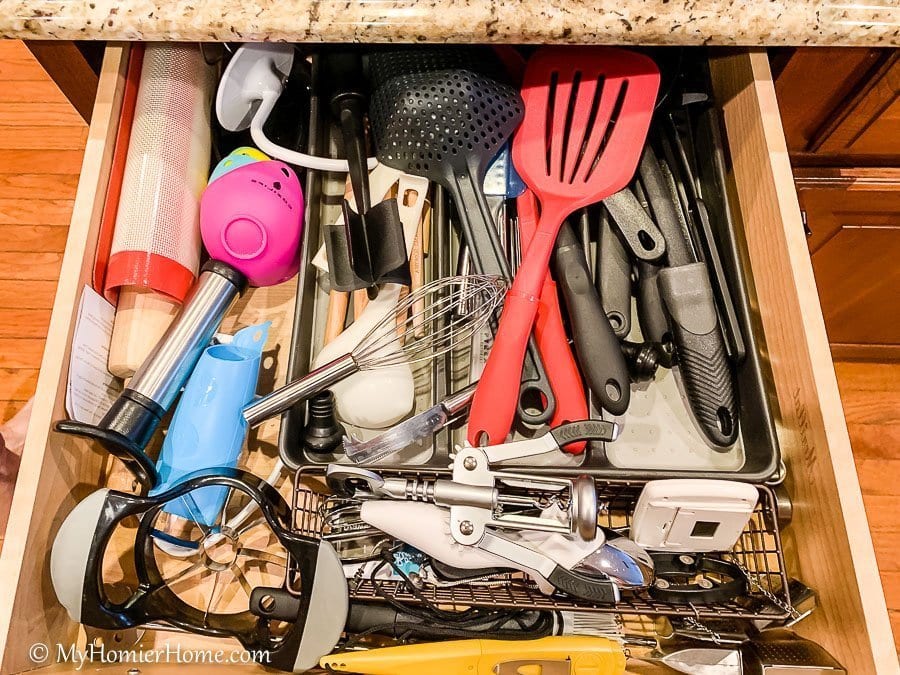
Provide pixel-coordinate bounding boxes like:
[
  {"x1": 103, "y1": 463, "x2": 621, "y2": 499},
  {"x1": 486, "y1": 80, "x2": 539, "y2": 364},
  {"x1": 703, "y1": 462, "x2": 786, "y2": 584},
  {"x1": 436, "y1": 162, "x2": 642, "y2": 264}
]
[{"x1": 368, "y1": 47, "x2": 556, "y2": 426}]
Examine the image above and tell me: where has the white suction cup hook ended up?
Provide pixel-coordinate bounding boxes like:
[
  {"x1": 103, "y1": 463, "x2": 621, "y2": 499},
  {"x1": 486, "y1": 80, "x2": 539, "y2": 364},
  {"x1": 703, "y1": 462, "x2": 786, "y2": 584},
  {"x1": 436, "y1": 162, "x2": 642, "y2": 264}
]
[{"x1": 216, "y1": 43, "x2": 378, "y2": 173}]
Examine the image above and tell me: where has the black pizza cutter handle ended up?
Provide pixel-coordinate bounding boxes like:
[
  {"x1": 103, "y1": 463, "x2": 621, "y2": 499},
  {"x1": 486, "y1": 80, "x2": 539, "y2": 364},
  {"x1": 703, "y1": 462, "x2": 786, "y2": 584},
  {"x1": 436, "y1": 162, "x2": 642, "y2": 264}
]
[{"x1": 553, "y1": 220, "x2": 631, "y2": 416}]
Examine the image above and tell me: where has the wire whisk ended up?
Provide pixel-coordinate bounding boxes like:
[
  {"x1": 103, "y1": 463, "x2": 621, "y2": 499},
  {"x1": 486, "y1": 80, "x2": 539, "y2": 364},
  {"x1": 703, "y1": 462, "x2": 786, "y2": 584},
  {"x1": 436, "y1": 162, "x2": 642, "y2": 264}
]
[{"x1": 243, "y1": 275, "x2": 507, "y2": 427}]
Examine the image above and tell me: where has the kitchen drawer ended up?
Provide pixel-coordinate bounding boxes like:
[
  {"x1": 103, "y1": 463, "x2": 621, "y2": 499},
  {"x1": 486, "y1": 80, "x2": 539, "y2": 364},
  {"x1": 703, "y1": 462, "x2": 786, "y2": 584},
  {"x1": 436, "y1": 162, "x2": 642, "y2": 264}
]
[{"x1": 0, "y1": 44, "x2": 894, "y2": 675}]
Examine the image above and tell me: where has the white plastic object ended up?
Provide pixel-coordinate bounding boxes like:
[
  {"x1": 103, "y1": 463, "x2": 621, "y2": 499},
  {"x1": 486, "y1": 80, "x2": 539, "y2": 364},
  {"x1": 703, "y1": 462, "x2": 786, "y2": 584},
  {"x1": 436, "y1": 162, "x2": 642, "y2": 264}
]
[
  {"x1": 630, "y1": 479, "x2": 758, "y2": 553},
  {"x1": 312, "y1": 285, "x2": 414, "y2": 428},
  {"x1": 360, "y1": 500, "x2": 556, "y2": 595},
  {"x1": 311, "y1": 172, "x2": 429, "y2": 429},
  {"x1": 51, "y1": 488, "x2": 110, "y2": 622},
  {"x1": 215, "y1": 43, "x2": 378, "y2": 173}
]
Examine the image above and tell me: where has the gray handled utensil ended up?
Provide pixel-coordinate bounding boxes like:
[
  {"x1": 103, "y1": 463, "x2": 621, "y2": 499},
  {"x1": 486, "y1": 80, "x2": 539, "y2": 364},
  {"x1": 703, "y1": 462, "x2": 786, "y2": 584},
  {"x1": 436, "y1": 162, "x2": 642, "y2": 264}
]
[
  {"x1": 603, "y1": 187, "x2": 666, "y2": 262},
  {"x1": 554, "y1": 221, "x2": 631, "y2": 416},
  {"x1": 368, "y1": 47, "x2": 556, "y2": 426},
  {"x1": 639, "y1": 143, "x2": 739, "y2": 448},
  {"x1": 631, "y1": 180, "x2": 672, "y2": 346},
  {"x1": 596, "y1": 207, "x2": 633, "y2": 339},
  {"x1": 669, "y1": 107, "x2": 747, "y2": 363}
]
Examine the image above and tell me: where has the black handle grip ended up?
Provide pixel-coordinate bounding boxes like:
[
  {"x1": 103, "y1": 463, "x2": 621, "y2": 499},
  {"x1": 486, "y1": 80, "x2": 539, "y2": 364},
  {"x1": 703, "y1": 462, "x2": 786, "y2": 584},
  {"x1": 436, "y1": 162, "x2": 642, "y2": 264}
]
[
  {"x1": 554, "y1": 222, "x2": 631, "y2": 416},
  {"x1": 602, "y1": 188, "x2": 666, "y2": 262},
  {"x1": 339, "y1": 99, "x2": 371, "y2": 215},
  {"x1": 345, "y1": 603, "x2": 549, "y2": 639},
  {"x1": 550, "y1": 420, "x2": 619, "y2": 445},
  {"x1": 597, "y1": 208, "x2": 633, "y2": 339},
  {"x1": 636, "y1": 261, "x2": 671, "y2": 346},
  {"x1": 547, "y1": 566, "x2": 620, "y2": 603},
  {"x1": 659, "y1": 263, "x2": 739, "y2": 448}
]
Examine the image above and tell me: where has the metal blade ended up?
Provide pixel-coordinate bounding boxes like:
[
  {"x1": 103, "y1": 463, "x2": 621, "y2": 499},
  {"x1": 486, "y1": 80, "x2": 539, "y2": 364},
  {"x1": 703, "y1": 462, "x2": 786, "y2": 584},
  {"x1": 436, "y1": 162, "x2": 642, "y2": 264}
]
[{"x1": 342, "y1": 404, "x2": 449, "y2": 463}]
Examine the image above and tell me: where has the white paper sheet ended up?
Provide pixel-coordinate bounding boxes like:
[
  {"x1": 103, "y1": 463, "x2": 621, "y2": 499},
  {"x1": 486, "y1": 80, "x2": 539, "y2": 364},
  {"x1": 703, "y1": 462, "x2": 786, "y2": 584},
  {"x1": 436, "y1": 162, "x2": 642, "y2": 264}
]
[{"x1": 65, "y1": 285, "x2": 122, "y2": 424}]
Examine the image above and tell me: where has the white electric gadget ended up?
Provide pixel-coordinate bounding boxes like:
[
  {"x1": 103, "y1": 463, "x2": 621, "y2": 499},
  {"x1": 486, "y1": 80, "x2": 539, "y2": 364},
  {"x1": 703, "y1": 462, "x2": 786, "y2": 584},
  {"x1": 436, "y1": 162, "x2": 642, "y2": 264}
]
[{"x1": 630, "y1": 479, "x2": 758, "y2": 553}]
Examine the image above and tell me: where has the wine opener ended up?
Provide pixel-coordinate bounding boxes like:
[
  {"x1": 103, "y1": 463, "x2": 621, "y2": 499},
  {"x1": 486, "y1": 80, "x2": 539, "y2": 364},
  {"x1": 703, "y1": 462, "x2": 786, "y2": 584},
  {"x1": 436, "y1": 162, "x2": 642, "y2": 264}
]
[{"x1": 328, "y1": 420, "x2": 619, "y2": 544}]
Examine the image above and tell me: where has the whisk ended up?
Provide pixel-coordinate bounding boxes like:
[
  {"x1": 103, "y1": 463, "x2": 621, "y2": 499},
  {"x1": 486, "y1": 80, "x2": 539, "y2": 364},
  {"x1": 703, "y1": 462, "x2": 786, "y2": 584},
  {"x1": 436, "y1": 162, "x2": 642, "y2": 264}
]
[{"x1": 242, "y1": 275, "x2": 507, "y2": 427}]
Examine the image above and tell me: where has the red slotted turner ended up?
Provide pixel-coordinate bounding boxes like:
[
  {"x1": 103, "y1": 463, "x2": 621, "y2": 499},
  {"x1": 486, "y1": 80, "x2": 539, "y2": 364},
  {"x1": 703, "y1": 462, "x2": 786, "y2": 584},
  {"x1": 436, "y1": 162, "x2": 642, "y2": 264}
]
[{"x1": 468, "y1": 47, "x2": 660, "y2": 446}]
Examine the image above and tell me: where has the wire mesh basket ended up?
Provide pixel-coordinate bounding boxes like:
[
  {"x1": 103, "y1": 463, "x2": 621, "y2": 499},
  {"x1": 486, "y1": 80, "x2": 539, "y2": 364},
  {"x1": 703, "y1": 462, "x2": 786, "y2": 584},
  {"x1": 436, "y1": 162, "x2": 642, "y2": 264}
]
[{"x1": 291, "y1": 467, "x2": 794, "y2": 623}]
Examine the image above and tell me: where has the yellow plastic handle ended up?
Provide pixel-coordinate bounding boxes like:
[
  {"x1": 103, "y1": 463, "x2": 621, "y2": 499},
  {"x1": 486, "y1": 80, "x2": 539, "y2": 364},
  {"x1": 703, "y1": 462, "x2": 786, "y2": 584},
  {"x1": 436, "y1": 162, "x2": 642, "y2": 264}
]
[
  {"x1": 475, "y1": 637, "x2": 626, "y2": 675},
  {"x1": 320, "y1": 636, "x2": 626, "y2": 675}
]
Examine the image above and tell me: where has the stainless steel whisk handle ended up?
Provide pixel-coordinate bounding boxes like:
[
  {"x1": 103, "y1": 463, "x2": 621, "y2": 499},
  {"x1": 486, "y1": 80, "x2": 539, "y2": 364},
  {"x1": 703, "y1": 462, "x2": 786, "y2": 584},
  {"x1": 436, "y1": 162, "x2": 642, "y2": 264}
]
[{"x1": 242, "y1": 354, "x2": 359, "y2": 427}]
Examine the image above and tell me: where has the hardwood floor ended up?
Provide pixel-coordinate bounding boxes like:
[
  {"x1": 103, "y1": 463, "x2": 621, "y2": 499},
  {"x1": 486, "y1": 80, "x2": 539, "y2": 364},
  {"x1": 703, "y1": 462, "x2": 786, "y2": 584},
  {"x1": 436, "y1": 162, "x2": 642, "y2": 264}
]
[
  {"x1": 0, "y1": 40, "x2": 84, "y2": 422},
  {"x1": 833, "y1": 360, "x2": 900, "y2": 649},
  {"x1": 0, "y1": 40, "x2": 84, "y2": 547}
]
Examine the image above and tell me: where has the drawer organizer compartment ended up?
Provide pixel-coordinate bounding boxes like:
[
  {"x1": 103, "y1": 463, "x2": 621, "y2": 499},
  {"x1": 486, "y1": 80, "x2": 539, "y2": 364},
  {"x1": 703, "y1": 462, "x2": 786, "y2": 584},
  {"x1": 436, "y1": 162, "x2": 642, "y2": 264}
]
[
  {"x1": 0, "y1": 43, "x2": 893, "y2": 675},
  {"x1": 278, "y1": 50, "x2": 781, "y2": 481}
]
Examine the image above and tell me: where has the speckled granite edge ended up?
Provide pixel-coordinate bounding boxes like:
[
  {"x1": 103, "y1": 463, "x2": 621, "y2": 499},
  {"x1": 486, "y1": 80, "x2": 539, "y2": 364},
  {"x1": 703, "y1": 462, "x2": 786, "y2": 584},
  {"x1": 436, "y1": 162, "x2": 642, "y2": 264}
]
[{"x1": 1, "y1": 0, "x2": 898, "y2": 46}]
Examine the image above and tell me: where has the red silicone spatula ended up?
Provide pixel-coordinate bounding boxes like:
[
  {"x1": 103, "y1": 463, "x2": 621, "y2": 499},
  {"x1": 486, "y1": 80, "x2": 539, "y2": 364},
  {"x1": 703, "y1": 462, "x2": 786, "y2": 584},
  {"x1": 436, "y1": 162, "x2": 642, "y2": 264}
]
[
  {"x1": 517, "y1": 188, "x2": 588, "y2": 453},
  {"x1": 468, "y1": 47, "x2": 659, "y2": 446}
]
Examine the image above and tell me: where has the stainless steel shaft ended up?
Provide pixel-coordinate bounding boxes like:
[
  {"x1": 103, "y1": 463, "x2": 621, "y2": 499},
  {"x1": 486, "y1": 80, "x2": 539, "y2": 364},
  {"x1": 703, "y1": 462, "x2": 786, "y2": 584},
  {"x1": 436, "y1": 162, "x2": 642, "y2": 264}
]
[
  {"x1": 242, "y1": 354, "x2": 359, "y2": 427},
  {"x1": 129, "y1": 260, "x2": 246, "y2": 409}
]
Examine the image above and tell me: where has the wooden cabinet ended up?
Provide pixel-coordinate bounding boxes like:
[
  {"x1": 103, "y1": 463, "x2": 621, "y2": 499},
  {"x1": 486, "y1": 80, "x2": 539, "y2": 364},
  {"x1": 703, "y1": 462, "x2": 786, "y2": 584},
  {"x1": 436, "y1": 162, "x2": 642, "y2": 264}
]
[
  {"x1": 775, "y1": 48, "x2": 900, "y2": 166},
  {"x1": 795, "y1": 169, "x2": 900, "y2": 359},
  {"x1": 775, "y1": 49, "x2": 900, "y2": 359}
]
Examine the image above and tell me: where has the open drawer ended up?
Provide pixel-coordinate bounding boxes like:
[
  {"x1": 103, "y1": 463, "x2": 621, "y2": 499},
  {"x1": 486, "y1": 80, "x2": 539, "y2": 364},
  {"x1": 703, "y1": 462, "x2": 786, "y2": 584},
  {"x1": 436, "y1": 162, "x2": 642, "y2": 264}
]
[{"x1": 0, "y1": 44, "x2": 894, "y2": 674}]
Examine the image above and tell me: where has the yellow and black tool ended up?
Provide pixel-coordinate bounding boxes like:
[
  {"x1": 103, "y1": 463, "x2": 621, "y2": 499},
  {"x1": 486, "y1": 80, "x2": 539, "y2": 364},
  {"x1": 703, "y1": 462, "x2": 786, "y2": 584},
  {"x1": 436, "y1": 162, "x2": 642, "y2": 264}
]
[{"x1": 320, "y1": 636, "x2": 626, "y2": 675}]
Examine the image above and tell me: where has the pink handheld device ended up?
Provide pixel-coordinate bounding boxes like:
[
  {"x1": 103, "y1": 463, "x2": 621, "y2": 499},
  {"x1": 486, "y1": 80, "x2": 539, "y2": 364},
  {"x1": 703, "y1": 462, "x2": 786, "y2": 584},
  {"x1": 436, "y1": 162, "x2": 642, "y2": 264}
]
[{"x1": 200, "y1": 160, "x2": 304, "y2": 287}]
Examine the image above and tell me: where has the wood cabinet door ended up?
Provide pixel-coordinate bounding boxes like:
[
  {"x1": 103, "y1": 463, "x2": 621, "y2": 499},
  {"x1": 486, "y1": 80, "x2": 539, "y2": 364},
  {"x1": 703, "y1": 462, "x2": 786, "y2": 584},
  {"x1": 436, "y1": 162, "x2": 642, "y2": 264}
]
[
  {"x1": 796, "y1": 169, "x2": 900, "y2": 359},
  {"x1": 776, "y1": 49, "x2": 899, "y2": 166}
]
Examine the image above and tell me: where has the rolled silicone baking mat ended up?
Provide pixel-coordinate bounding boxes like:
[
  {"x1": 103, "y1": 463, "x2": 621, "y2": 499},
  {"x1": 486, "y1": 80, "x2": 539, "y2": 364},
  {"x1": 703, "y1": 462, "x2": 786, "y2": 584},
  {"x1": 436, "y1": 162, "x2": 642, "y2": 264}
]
[
  {"x1": 93, "y1": 43, "x2": 144, "y2": 295},
  {"x1": 105, "y1": 44, "x2": 214, "y2": 378}
]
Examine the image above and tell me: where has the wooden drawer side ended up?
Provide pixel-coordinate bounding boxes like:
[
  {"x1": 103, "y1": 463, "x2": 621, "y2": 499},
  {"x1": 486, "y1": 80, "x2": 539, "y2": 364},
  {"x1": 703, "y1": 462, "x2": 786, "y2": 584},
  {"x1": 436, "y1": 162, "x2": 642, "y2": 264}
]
[{"x1": 710, "y1": 50, "x2": 897, "y2": 674}]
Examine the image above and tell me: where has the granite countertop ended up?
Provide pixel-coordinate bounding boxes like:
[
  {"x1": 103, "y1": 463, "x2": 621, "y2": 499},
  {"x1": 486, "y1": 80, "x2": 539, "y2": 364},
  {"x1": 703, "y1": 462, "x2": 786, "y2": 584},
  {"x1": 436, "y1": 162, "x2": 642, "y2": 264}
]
[{"x1": 1, "y1": 0, "x2": 898, "y2": 45}]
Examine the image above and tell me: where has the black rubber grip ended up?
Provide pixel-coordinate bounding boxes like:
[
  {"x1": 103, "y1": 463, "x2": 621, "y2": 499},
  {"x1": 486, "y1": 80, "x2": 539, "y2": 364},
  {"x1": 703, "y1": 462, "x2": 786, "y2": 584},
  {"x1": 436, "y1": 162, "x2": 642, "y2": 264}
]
[
  {"x1": 548, "y1": 566, "x2": 619, "y2": 603},
  {"x1": 345, "y1": 603, "x2": 550, "y2": 639},
  {"x1": 200, "y1": 259, "x2": 249, "y2": 295},
  {"x1": 671, "y1": 324, "x2": 739, "y2": 447},
  {"x1": 250, "y1": 587, "x2": 302, "y2": 622},
  {"x1": 550, "y1": 420, "x2": 618, "y2": 446},
  {"x1": 636, "y1": 261, "x2": 670, "y2": 345},
  {"x1": 597, "y1": 208, "x2": 633, "y2": 339},
  {"x1": 659, "y1": 263, "x2": 739, "y2": 448},
  {"x1": 554, "y1": 221, "x2": 631, "y2": 416}
]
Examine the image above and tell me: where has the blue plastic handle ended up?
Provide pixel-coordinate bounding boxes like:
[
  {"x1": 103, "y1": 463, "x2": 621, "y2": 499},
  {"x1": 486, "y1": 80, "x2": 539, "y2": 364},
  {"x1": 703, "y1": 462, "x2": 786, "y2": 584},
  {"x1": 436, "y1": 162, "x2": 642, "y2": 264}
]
[{"x1": 151, "y1": 322, "x2": 270, "y2": 526}]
